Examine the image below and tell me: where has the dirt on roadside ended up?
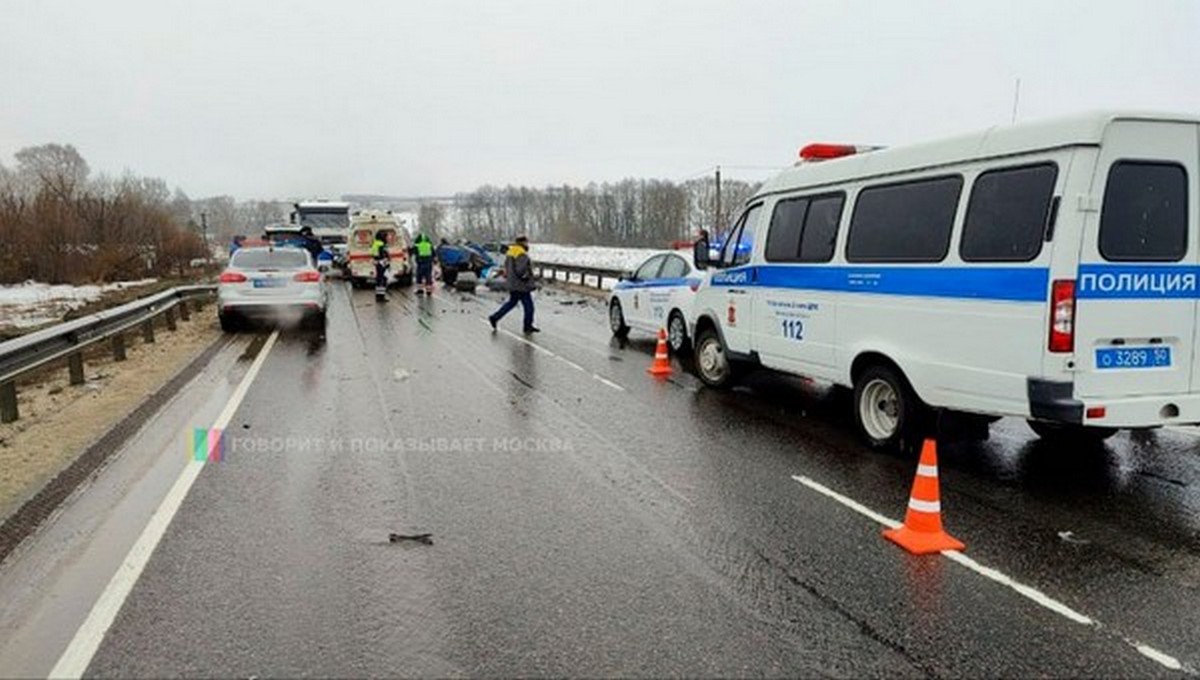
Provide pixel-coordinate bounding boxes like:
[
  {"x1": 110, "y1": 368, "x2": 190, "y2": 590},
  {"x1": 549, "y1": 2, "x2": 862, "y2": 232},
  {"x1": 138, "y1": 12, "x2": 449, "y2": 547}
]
[{"x1": 0, "y1": 311, "x2": 221, "y2": 522}]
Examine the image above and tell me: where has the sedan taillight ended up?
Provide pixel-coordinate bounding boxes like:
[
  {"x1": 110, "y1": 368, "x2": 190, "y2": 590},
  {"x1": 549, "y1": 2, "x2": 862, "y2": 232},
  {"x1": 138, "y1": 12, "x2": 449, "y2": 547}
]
[
  {"x1": 293, "y1": 270, "x2": 322, "y2": 283},
  {"x1": 219, "y1": 271, "x2": 247, "y2": 284}
]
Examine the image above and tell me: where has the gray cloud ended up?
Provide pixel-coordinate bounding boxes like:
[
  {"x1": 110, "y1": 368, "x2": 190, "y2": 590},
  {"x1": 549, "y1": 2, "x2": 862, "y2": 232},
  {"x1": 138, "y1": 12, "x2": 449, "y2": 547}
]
[{"x1": 2, "y1": 0, "x2": 1197, "y2": 199}]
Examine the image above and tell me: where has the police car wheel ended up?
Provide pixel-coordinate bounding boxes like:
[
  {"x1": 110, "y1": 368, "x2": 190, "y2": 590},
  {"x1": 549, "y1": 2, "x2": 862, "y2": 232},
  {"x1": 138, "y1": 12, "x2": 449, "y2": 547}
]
[
  {"x1": 667, "y1": 312, "x2": 689, "y2": 355},
  {"x1": 853, "y1": 365, "x2": 917, "y2": 450},
  {"x1": 694, "y1": 327, "x2": 735, "y2": 388},
  {"x1": 609, "y1": 300, "x2": 630, "y2": 338}
]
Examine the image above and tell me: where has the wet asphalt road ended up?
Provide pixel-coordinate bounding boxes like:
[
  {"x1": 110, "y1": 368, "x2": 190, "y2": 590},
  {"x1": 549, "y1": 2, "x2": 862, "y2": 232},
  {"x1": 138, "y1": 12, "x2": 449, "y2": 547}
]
[{"x1": 81, "y1": 281, "x2": 1200, "y2": 677}]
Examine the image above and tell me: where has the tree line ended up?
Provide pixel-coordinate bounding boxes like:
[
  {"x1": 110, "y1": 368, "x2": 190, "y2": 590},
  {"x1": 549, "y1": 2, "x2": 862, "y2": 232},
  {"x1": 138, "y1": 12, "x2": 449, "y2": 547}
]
[
  {"x1": 0, "y1": 144, "x2": 214, "y2": 284},
  {"x1": 443, "y1": 176, "x2": 759, "y2": 246}
]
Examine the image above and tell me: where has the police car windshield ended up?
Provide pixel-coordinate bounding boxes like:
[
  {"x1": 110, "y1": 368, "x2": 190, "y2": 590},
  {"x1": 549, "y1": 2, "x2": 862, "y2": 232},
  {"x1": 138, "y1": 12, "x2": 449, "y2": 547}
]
[{"x1": 231, "y1": 249, "x2": 309, "y2": 269}]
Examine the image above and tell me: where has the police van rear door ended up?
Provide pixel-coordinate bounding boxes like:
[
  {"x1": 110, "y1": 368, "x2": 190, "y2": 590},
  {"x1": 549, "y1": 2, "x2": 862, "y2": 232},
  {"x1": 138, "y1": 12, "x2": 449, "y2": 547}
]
[{"x1": 1074, "y1": 120, "x2": 1198, "y2": 399}]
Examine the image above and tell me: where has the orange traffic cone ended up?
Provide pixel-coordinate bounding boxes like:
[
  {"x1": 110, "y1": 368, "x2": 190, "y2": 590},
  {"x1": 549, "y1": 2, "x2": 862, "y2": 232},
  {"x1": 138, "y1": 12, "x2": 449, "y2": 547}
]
[
  {"x1": 883, "y1": 439, "x2": 965, "y2": 555},
  {"x1": 647, "y1": 328, "x2": 673, "y2": 376}
]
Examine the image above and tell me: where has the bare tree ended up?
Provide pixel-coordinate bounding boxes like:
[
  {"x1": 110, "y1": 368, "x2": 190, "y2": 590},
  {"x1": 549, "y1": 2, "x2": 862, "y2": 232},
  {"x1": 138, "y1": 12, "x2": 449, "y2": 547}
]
[
  {"x1": 14, "y1": 143, "x2": 90, "y2": 202},
  {"x1": 417, "y1": 202, "x2": 446, "y2": 236}
]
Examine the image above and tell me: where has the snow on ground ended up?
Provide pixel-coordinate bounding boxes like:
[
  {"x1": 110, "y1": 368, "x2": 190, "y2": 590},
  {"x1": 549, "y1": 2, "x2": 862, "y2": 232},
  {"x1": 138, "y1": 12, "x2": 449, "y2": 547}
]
[
  {"x1": 533, "y1": 244, "x2": 688, "y2": 272},
  {"x1": 530, "y1": 244, "x2": 693, "y2": 292},
  {"x1": 0, "y1": 279, "x2": 158, "y2": 330}
]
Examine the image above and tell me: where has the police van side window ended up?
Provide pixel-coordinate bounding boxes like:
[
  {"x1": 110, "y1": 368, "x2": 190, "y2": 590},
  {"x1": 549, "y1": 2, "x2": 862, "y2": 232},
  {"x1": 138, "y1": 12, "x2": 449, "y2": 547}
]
[
  {"x1": 765, "y1": 194, "x2": 844, "y2": 263},
  {"x1": 846, "y1": 176, "x2": 963, "y2": 263},
  {"x1": 1099, "y1": 161, "x2": 1188, "y2": 262},
  {"x1": 800, "y1": 194, "x2": 844, "y2": 263},
  {"x1": 960, "y1": 163, "x2": 1057, "y2": 262},
  {"x1": 765, "y1": 198, "x2": 807, "y2": 262}
]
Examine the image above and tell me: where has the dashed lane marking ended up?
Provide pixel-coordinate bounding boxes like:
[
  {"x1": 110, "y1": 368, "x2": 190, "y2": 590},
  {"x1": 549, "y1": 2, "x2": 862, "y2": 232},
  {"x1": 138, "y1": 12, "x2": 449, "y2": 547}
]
[
  {"x1": 50, "y1": 331, "x2": 280, "y2": 679},
  {"x1": 480, "y1": 319, "x2": 626, "y2": 392},
  {"x1": 790, "y1": 474, "x2": 1191, "y2": 674}
]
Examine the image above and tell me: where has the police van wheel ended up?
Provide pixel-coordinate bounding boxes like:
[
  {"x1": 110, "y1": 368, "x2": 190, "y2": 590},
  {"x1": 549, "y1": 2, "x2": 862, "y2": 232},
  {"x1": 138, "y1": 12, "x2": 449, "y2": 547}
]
[
  {"x1": 1026, "y1": 420, "x2": 1118, "y2": 444},
  {"x1": 853, "y1": 365, "x2": 919, "y2": 450},
  {"x1": 609, "y1": 300, "x2": 630, "y2": 339},
  {"x1": 667, "y1": 311, "x2": 690, "y2": 355},
  {"x1": 694, "y1": 326, "x2": 738, "y2": 388}
]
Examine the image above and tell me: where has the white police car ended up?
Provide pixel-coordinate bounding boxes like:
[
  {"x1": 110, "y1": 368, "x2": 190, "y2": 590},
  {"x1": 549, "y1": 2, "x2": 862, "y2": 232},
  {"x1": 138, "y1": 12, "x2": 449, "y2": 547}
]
[{"x1": 608, "y1": 251, "x2": 701, "y2": 353}]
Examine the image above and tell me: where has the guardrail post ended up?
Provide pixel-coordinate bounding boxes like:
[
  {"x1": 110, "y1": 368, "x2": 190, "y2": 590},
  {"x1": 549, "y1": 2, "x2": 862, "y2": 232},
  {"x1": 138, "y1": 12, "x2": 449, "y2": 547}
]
[
  {"x1": 165, "y1": 307, "x2": 177, "y2": 331},
  {"x1": 112, "y1": 333, "x2": 127, "y2": 361},
  {"x1": 68, "y1": 352, "x2": 85, "y2": 385},
  {"x1": 142, "y1": 319, "x2": 155, "y2": 344},
  {"x1": 178, "y1": 300, "x2": 191, "y2": 321},
  {"x1": 0, "y1": 382, "x2": 16, "y2": 423},
  {"x1": 597, "y1": 274, "x2": 604, "y2": 289}
]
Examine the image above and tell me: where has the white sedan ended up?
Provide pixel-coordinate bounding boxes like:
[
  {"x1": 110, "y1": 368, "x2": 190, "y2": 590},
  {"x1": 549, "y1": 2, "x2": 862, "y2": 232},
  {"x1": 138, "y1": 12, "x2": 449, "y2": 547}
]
[
  {"x1": 608, "y1": 251, "x2": 701, "y2": 353},
  {"x1": 217, "y1": 246, "x2": 329, "y2": 331}
]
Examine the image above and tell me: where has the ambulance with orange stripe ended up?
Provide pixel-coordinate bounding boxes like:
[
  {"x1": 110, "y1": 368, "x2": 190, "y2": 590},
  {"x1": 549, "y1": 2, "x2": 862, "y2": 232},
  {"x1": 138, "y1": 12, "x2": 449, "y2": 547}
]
[
  {"x1": 347, "y1": 210, "x2": 413, "y2": 288},
  {"x1": 689, "y1": 111, "x2": 1200, "y2": 450}
]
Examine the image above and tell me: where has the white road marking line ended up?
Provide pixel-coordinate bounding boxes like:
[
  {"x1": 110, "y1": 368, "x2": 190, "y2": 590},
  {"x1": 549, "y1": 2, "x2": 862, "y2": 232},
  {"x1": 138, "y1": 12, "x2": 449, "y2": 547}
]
[
  {"x1": 482, "y1": 319, "x2": 625, "y2": 392},
  {"x1": 50, "y1": 331, "x2": 279, "y2": 680},
  {"x1": 1133, "y1": 642, "x2": 1184, "y2": 671},
  {"x1": 591, "y1": 374, "x2": 626, "y2": 392},
  {"x1": 789, "y1": 474, "x2": 1193, "y2": 673}
]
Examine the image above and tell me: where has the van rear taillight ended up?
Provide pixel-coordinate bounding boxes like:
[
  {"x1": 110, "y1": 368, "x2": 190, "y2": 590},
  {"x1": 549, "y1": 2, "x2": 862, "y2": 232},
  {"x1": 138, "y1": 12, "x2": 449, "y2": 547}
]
[{"x1": 1049, "y1": 279, "x2": 1075, "y2": 353}]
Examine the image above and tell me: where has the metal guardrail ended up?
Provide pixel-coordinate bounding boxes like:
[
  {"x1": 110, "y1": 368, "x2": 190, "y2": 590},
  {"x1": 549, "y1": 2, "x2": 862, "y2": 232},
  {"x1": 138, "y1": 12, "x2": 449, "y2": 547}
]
[
  {"x1": 0, "y1": 285, "x2": 216, "y2": 423},
  {"x1": 534, "y1": 262, "x2": 626, "y2": 290}
]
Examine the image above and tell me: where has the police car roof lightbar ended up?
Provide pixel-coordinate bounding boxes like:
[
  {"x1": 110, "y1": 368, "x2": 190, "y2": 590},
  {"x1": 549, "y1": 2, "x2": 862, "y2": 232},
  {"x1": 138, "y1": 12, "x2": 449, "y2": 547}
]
[{"x1": 798, "y1": 143, "x2": 886, "y2": 162}]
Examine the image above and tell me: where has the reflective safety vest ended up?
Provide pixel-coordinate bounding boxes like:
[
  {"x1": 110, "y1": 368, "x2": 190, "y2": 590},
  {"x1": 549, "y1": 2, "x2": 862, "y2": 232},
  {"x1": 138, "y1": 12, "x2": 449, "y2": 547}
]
[
  {"x1": 416, "y1": 238, "x2": 433, "y2": 258},
  {"x1": 370, "y1": 239, "x2": 386, "y2": 257}
]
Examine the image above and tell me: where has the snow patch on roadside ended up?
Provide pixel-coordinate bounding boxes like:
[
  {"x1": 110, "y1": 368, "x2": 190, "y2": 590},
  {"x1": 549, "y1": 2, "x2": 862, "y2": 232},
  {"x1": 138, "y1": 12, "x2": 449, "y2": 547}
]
[
  {"x1": 0, "y1": 279, "x2": 159, "y2": 329},
  {"x1": 534, "y1": 244, "x2": 690, "y2": 272}
]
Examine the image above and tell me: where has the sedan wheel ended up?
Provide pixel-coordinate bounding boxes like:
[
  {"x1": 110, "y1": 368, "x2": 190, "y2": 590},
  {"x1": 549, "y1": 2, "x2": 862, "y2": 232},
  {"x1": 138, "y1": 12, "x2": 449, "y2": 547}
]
[
  {"x1": 667, "y1": 312, "x2": 689, "y2": 354},
  {"x1": 609, "y1": 299, "x2": 630, "y2": 338}
]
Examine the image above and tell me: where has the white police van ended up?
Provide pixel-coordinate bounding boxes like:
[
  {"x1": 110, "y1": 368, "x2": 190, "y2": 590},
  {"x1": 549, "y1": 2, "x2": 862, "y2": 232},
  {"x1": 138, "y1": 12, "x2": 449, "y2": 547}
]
[
  {"x1": 609, "y1": 251, "x2": 702, "y2": 353},
  {"x1": 689, "y1": 111, "x2": 1199, "y2": 449}
]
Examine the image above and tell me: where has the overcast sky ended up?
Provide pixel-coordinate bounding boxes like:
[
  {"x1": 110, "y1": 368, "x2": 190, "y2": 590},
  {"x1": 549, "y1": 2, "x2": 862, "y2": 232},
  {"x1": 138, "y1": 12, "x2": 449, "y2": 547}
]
[{"x1": 2, "y1": 0, "x2": 1197, "y2": 200}]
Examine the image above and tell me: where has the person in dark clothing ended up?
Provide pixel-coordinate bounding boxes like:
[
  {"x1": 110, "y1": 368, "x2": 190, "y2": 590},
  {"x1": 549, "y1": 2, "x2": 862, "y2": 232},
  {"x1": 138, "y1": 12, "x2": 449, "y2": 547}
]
[
  {"x1": 412, "y1": 232, "x2": 435, "y2": 294},
  {"x1": 298, "y1": 226, "x2": 325, "y2": 263},
  {"x1": 370, "y1": 229, "x2": 390, "y2": 300},
  {"x1": 488, "y1": 235, "x2": 538, "y2": 333}
]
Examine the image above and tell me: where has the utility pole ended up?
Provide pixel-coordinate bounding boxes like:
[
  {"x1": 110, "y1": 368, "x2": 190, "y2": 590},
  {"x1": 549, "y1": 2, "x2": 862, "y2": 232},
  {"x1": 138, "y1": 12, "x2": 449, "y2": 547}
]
[
  {"x1": 1010, "y1": 77, "x2": 1021, "y2": 125},
  {"x1": 200, "y1": 211, "x2": 209, "y2": 243},
  {"x1": 714, "y1": 165, "x2": 722, "y2": 233}
]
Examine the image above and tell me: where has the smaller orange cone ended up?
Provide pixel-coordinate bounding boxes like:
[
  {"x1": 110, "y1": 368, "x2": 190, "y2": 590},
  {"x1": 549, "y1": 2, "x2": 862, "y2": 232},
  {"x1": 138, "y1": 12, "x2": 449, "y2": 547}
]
[
  {"x1": 647, "y1": 328, "x2": 673, "y2": 376},
  {"x1": 883, "y1": 439, "x2": 965, "y2": 555}
]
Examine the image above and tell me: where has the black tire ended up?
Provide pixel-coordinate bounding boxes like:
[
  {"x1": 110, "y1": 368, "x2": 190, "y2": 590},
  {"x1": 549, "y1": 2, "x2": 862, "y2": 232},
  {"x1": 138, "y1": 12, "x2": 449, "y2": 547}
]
[
  {"x1": 442, "y1": 269, "x2": 459, "y2": 286},
  {"x1": 667, "y1": 311, "x2": 690, "y2": 355},
  {"x1": 305, "y1": 311, "x2": 327, "y2": 331},
  {"x1": 609, "y1": 299, "x2": 630, "y2": 339},
  {"x1": 218, "y1": 313, "x2": 240, "y2": 333},
  {"x1": 397, "y1": 272, "x2": 413, "y2": 287},
  {"x1": 693, "y1": 325, "x2": 740, "y2": 388},
  {"x1": 1026, "y1": 420, "x2": 1118, "y2": 444},
  {"x1": 852, "y1": 364, "x2": 925, "y2": 451}
]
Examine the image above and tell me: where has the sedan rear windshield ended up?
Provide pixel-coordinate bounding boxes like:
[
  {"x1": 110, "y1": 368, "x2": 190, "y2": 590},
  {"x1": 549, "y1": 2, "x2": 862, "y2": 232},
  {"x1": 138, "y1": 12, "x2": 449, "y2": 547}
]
[{"x1": 231, "y1": 249, "x2": 310, "y2": 269}]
